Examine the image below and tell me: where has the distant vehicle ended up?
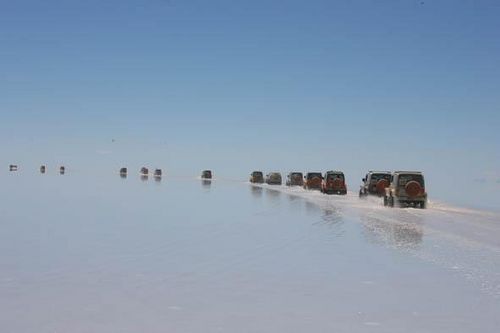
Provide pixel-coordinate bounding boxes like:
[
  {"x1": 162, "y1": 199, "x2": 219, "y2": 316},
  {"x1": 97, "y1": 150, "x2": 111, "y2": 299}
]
[
  {"x1": 59, "y1": 166, "x2": 65, "y2": 174},
  {"x1": 265, "y1": 172, "x2": 282, "y2": 185},
  {"x1": 384, "y1": 171, "x2": 427, "y2": 208},
  {"x1": 303, "y1": 172, "x2": 322, "y2": 190},
  {"x1": 40, "y1": 165, "x2": 46, "y2": 174},
  {"x1": 321, "y1": 171, "x2": 347, "y2": 195},
  {"x1": 154, "y1": 169, "x2": 162, "y2": 177},
  {"x1": 140, "y1": 167, "x2": 149, "y2": 176},
  {"x1": 120, "y1": 167, "x2": 127, "y2": 176},
  {"x1": 9, "y1": 165, "x2": 18, "y2": 171},
  {"x1": 286, "y1": 172, "x2": 303, "y2": 186},
  {"x1": 359, "y1": 171, "x2": 391, "y2": 197},
  {"x1": 201, "y1": 170, "x2": 212, "y2": 179},
  {"x1": 249, "y1": 171, "x2": 264, "y2": 183}
]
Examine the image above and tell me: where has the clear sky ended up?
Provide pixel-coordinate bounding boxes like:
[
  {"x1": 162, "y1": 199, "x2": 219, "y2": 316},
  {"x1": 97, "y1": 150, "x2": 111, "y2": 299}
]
[{"x1": 1, "y1": 0, "x2": 499, "y2": 208}]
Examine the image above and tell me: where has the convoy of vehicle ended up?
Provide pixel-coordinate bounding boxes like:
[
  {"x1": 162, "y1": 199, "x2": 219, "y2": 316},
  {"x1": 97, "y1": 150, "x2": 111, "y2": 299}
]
[
  {"x1": 359, "y1": 171, "x2": 391, "y2": 197},
  {"x1": 303, "y1": 172, "x2": 322, "y2": 190},
  {"x1": 321, "y1": 171, "x2": 347, "y2": 195},
  {"x1": 10, "y1": 164, "x2": 66, "y2": 174},
  {"x1": 4, "y1": 163, "x2": 428, "y2": 209},
  {"x1": 252, "y1": 169, "x2": 427, "y2": 209},
  {"x1": 286, "y1": 172, "x2": 303, "y2": 186}
]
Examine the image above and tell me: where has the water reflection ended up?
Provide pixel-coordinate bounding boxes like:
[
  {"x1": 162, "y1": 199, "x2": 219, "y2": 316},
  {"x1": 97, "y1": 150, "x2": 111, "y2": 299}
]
[
  {"x1": 286, "y1": 193, "x2": 305, "y2": 213},
  {"x1": 286, "y1": 193, "x2": 301, "y2": 203},
  {"x1": 305, "y1": 201, "x2": 320, "y2": 216},
  {"x1": 361, "y1": 212, "x2": 424, "y2": 249},
  {"x1": 311, "y1": 208, "x2": 345, "y2": 238},
  {"x1": 321, "y1": 208, "x2": 343, "y2": 225},
  {"x1": 249, "y1": 185, "x2": 263, "y2": 198},
  {"x1": 248, "y1": 185, "x2": 346, "y2": 236},
  {"x1": 120, "y1": 174, "x2": 127, "y2": 179},
  {"x1": 140, "y1": 175, "x2": 148, "y2": 182},
  {"x1": 201, "y1": 179, "x2": 212, "y2": 189},
  {"x1": 265, "y1": 187, "x2": 281, "y2": 205}
]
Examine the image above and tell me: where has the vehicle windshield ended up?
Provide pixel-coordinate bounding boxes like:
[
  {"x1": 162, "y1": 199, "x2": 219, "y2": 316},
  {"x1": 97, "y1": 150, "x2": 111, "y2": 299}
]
[
  {"x1": 398, "y1": 174, "x2": 424, "y2": 187},
  {"x1": 370, "y1": 173, "x2": 390, "y2": 182},
  {"x1": 253, "y1": 172, "x2": 263, "y2": 177},
  {"x1": 326, "y1": 173, "x2": 344, "y2": 181},
  {"x1": 307, "y1": 173, "x2": 322, "y2": 178},
  {"x1": 290, "y1": 172, "x2": 302, "y2": 178}
]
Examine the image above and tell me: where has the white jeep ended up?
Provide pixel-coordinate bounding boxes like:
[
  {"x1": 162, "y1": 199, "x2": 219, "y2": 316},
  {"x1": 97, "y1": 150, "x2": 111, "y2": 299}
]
[{"x1": 384, "y1": 171, "x2": 427, "y2": 209}]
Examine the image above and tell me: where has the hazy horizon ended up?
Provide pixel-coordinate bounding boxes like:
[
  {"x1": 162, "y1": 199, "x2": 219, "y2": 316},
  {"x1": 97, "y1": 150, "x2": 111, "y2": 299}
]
[{"x1": 1, "y1": 0, "x2": 499, "y2": 209}]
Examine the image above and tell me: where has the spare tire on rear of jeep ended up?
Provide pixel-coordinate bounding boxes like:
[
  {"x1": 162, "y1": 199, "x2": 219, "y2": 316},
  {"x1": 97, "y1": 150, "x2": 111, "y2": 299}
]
[
  {"x1": 405, "y1": 181, "x2": 421, "y2": 198},
  {"x1": 376, "y1": 179, "x2": 389, "y2": 195},
  {"x1": 332, "y1": 178, "x2": 343, "y2": 188}
]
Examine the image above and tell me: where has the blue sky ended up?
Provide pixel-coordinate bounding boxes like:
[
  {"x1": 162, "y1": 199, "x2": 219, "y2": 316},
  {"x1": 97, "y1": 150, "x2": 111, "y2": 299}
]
[{"x1": 1, "y1": 0, "x2": 499, "y2": 208}]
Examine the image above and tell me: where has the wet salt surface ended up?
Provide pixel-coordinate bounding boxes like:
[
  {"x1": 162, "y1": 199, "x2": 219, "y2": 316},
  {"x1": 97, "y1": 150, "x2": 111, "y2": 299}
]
[{"x1": 0, "y1": 172, "x2": 499, "y2": 332}]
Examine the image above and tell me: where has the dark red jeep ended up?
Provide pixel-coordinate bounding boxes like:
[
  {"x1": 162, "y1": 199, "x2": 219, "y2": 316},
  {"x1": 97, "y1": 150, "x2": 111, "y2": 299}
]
[
  {"x1": 321, "y1": 171, "x2": 347, "y2": 195},
  {"x1": 303, "y1": 172, "x2": 323, "y2": 190}
]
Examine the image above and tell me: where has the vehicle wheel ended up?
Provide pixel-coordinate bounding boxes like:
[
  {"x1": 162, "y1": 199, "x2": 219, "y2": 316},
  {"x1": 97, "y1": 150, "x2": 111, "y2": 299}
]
[
  {"x1": 384, "y1": 196, "x2": 388, "y2": 206},
  {"x1": 389, "y1": 196, "x2": 394, "y2": 207},
  {"x1": 421, "y1": 201, "x2": 427, "y2": 209}
]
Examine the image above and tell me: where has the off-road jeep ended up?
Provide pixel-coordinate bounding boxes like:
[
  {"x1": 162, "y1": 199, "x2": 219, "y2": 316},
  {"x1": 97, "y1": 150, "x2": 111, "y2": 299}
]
[
  {"x1": 286, "y1": 172, "x2": 304, "y2": 186},
  {"x1": 265, "y1": 172, "x2": 282, "y2": 185},
  {"x1": 303, "y1": 172, "x2": 322, "y2": 190},
  {"x1": 384, "y1": 171, "x2": 427, "y2": 209},
  {"x1": 321, "y1": 171, "x2": 347, "y2": 195},
  {"x1": 249, "y1": 171, "x2": 264, "y2": 183},
  {"x1": 359, "y1": 171, "x2": 391, "y2": 197},
  {"x1": 201, "y1": 170, "x2": 212, "y2": 179}
]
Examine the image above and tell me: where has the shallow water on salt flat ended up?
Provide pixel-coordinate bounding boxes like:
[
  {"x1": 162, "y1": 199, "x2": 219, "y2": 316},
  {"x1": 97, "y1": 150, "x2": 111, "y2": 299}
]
[{"x1": 0, "y1": 171, "x2": 499, "y2": 332}]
